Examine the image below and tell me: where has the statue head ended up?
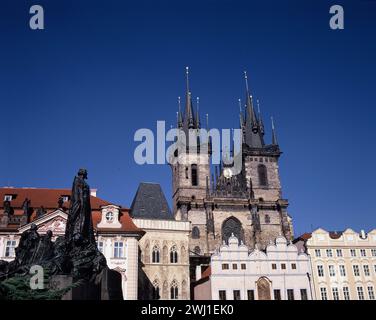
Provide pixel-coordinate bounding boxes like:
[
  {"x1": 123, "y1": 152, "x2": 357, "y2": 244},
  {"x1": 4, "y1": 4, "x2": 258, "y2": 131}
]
[
  {"x1": 30, "y1": 223, "x2": 38, "y2": 232},
  {"x1": 46, "y1": 230, "x2": 53, "y2": 238},
  {"x1": 78, "y1": 168, "x2": 88, "y2": 179}
]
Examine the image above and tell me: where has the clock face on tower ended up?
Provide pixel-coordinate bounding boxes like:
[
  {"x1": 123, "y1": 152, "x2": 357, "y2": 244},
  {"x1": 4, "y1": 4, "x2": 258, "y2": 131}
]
[{"x1": 223, "y1": 168, "x2": 233, "y2": 179}]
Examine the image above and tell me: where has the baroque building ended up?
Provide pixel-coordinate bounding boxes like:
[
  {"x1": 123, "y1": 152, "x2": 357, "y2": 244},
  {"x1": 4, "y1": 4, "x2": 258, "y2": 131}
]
[
  {"x1": 0, "y1": 187, "x2": 144, "y2": 300},
  {"x1": 294, "y1": 228, "x2": 376, "y2": 300},
  {"x1": 130, "y1": 183, "x2": 190, "y2": 300},
  {"x1": 170, "y1": 69, "x2": 293, "y2": 278},
  {"x1": 193, "y1": 235, "x2": 312, "y2": 300}
]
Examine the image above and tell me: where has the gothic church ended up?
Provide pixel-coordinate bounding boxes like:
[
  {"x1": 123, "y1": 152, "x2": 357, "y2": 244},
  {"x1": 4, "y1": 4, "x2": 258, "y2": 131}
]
[{"x1": 170, "y1": 69, "x2": 294, "y2": 268}]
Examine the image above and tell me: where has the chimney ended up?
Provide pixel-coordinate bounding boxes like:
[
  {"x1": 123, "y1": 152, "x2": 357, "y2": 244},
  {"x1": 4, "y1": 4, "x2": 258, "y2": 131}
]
[{"x1": 90, "y1": 189, "x2": 97, "y2": 197}]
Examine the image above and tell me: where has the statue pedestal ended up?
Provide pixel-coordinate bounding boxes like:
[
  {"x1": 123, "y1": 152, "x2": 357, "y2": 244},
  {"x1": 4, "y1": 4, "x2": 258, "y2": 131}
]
[
  {"x1": 49, "y1": 275, "x2": 100, "y2": 300},
  {"x1": 50, "y1": 268, "x2": 123, "y2": 300}
]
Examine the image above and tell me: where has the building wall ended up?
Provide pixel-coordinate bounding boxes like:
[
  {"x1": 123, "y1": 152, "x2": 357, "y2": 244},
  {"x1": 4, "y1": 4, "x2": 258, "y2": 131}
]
[
  {"x1": 306, "y1": 228, "x2": 376, "y2": 300},
  {"x1": 194, "y1": 235, "x2": 312, "y2": 300},
  {"x1": 134, "y1": 218, "x2": 191, "y2": 300}
]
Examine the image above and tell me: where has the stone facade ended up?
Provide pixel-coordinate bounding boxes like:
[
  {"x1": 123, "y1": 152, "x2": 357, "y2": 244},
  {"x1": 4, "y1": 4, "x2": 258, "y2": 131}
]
[
  {"x1": 170, "y1": 71, "x2": 294, "y2": 282},
  {"x1": 294, "y1": 228, "x2": 376, "y2": 300},
  {"x1": 134, "y1": 218, "x2": 191, "y2": 300},
  {"x1": 194, "y1": 235, "x2": 312, "y2": 300}
]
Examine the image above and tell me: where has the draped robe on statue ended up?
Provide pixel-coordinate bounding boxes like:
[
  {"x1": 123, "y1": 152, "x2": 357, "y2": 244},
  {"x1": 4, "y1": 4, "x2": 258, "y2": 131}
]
[{"x1": 65, "y1": 175, "x2": 96, "y2": 245}]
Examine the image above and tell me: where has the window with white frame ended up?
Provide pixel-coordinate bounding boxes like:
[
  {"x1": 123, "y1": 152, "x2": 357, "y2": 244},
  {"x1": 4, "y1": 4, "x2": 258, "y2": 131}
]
[
  {"x1": 343, "y1": 287, "x2": 350, "y2": 300},
  {"x1": 5, "y1": 240, "x2": 17, "y2": 257},
  {"x1": 363, "y1": 265, "x2": 370, "y2": 276},
  {"x1": 329, "y1": 265, "x2": 336, "y2": 277},
  {"x1": 357, "y1": 287, "x2": 365, "y2": 300},
  {"x1": 326, "y1": 249, "x2": 333, "y2": 258},
  {"x1": 317, "y1": 265, "x2": 324, "y2": 277},
  {"x1": 114, "y1": 241, "x2": 124, "y2": 258},
  {"x1": 360, "y1": 249, "x2": 366, "y2": 257},
  {"x1": 339, "y1": 265, "x2": 346, "y2": 277},
  {"x1": 336, "y1": 249, "x2": 343, "y2": 257},
  {"x1": 4, "y1": 195, "x2": 13, "y2": 201},
  {"x1": 315, "y1": 249, "x2": 321, "y2": 257},
  {"x1": 350, "y1": 249, "x2": 356, "y2": 257},
  {"x1": 320, "y1": 287, "x2": 328, "y2": 300},
  {"x1": 353, "y1": 265, "x2": 360, "y2": 277},
  {"x1": 332, "y1": 287, "x2": 339, "y2": 300},
  {"x1": 368, "y1": 286, "x2": 375, "y2": 300}
]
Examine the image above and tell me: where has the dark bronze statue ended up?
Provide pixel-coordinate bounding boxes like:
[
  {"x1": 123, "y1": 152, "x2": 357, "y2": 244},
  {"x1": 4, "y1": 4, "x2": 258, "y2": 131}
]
[
  {"x1": 36, "y1": 206, "x2": 46, "y2": 218},
  {"x1": 65, "y1": 168, "x2": 95, "y2": 246},
  {"x1": 3, "y1": 200, "x2": 13, "y2": 216},
  {"x1": 0, "y1": 169, "x2": 122, "y2": 299}
]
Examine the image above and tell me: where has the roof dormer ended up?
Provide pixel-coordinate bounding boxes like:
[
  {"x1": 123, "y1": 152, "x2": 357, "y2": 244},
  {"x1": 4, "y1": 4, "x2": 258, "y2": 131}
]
[{"x1": 97, "y1": 204, "x2": 122, "y2": 229}]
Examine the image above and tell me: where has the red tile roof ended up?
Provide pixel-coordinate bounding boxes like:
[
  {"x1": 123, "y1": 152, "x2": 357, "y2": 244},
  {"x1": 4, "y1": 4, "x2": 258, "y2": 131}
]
[
  {"x1": 0, "y1": 187, "x2": 109, "y2": 210},
  {"x1": 0, "y1": 187, "x2": 144, "y2": 235}
]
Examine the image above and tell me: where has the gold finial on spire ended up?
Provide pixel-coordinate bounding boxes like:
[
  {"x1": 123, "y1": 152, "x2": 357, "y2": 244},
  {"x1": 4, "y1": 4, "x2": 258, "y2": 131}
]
[
  {"x1": 238, "y1": 98, "x2": 242, "y2": 113},
  {"x1": 271, "y1": 116, "x2": 275, "y2": 130}
]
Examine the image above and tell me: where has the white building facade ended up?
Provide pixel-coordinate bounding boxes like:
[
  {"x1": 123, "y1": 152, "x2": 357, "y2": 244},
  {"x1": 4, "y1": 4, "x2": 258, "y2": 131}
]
[
  {"x1": 294, "y1": 228, "x2": 376, "y2": 300},
  {"x1": 194, "y1": 235, "x2": 313, "y2": 300}
]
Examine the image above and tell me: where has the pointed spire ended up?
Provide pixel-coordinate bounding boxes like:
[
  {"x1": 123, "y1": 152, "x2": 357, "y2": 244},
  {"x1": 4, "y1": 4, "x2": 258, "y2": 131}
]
[
  {"x1": 177, "y1": 96, "x2": 183, "y2": 128},
  {"x1": 196, "y1": 97, "x2": 201, "y2": 129},
  {"x1": 271, "y1": 116, "x2": 278, "y2": 145},
  {"x1": 184, "y1": 67, "x2": 195, "y2": 129},
  {"x1": 244, "y1": 71, "x2": 258, "y2": 132},
  {"x1": 257, "y1": 99, "x2": 264, "y2": 135}
]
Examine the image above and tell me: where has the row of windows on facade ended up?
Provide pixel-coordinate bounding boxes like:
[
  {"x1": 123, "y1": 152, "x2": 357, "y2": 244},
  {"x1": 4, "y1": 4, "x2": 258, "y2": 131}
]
[
  {"x1": 183, "y1": 164, "x2": 269, "y2": 187},
  {"x1": 146, "y1": 245, "x2": 181, "y2": 264},
  {"x1": 3, "y1": 240, "x2": 126, "y2": 259},
  {"x1": 316, "y1": 264, "x2": 376, "y2": 278},
  {"x1": 151, "y1": 279, "x2": 187, "y2": 300},
  {"x1": 218, "y1": 288, "x2": 308, "y2": 300},
  {"x1": 315, "y1": 248, "x2": 376, "y2": 258},
  {"x1": 320, "y1": 286, "x2": 375, "y2": 300},
  {"x1": 221, "y1": 262, "x2": 297, "y2": 271}
]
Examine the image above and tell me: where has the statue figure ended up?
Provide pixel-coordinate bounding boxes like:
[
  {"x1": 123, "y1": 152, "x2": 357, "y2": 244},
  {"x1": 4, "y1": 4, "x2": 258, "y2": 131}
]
[
  {"x1": 58, "y1": 197, "x2": 64, "y2": 209},
  {"x1": 33, "y1": 230, "x2": 55, "y2": 263},
  {"x1": 36, "y1": 206, "x2": 46, "y2": 218},
  {"x1": 65, "y1": 169, "x2": 95, "y2": 246},
  {"x1": 21, "y1": 198, "x2": 32, "y2": 223},
  {"x1": 14, "y1": 223, "x2": 40, "y2": 267},
  {"x1": 3, "y1": 201, "x2": 14, "y2": 216}
]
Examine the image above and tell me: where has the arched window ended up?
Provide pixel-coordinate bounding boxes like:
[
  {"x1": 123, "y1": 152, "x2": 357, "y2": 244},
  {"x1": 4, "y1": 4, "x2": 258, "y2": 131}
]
[
  {"x1": 170, "y1": 280, "x2": 179, "y2": 300},
  {"x1": 221, "y1": 217, "x2": 244, "y2": 244},
  {"x1": 152, "y1": 279, "x2": 160, "y2": 300},
  {"x1": 192, "y1": 226, "x2": 200, "y2": 239},
  {"x1": 258, "y1": 164, "x2": 268, "y2": 186},
  {"x1": 265, "y1": 214, "x2": 270, "y2": 224},
  {"x1": 152, "y1": 246, "x2": 160, "y2": 263},
  {"x1": 191, "y1": 164, "x2": 198, "y2": 186},
  {"x1": 194, "y1": 246, "x2": 201, "y2": 255},
  {"x1": 170, "y1": 245, "x2": 178, "y2": 263}
]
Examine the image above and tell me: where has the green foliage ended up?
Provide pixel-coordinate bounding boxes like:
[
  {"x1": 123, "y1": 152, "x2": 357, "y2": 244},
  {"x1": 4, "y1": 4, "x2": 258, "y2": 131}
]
[{"x1": 0, "y1": 272, "x2": 83, "y2": 300}]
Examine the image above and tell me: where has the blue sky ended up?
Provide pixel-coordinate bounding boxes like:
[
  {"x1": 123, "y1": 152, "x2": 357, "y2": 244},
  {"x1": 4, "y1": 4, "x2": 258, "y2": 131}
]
[{"x1": 1, "y1": 0, "x2": 375, "y2": 236}]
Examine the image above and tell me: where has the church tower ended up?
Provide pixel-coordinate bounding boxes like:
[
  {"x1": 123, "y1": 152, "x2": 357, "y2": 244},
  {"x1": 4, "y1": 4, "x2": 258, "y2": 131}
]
[
  {"x1": 171, "y1": 68, "x2": 211, "y2": 237},
  {"x1": 170, "y1": 69, "x2": 293, "y2": 270}
]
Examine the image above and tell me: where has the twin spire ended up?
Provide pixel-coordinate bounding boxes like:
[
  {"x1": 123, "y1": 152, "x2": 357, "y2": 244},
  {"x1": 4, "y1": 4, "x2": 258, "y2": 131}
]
[
  {"x1": 176, "y1": 67, "x2": 279, "y2": 148},
  {"x1": 240, "y1": 71, "x2": 278, "y2": 148},
  {"x1": 177, "y1": 66, "x2": 200, "y2": 130}
]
